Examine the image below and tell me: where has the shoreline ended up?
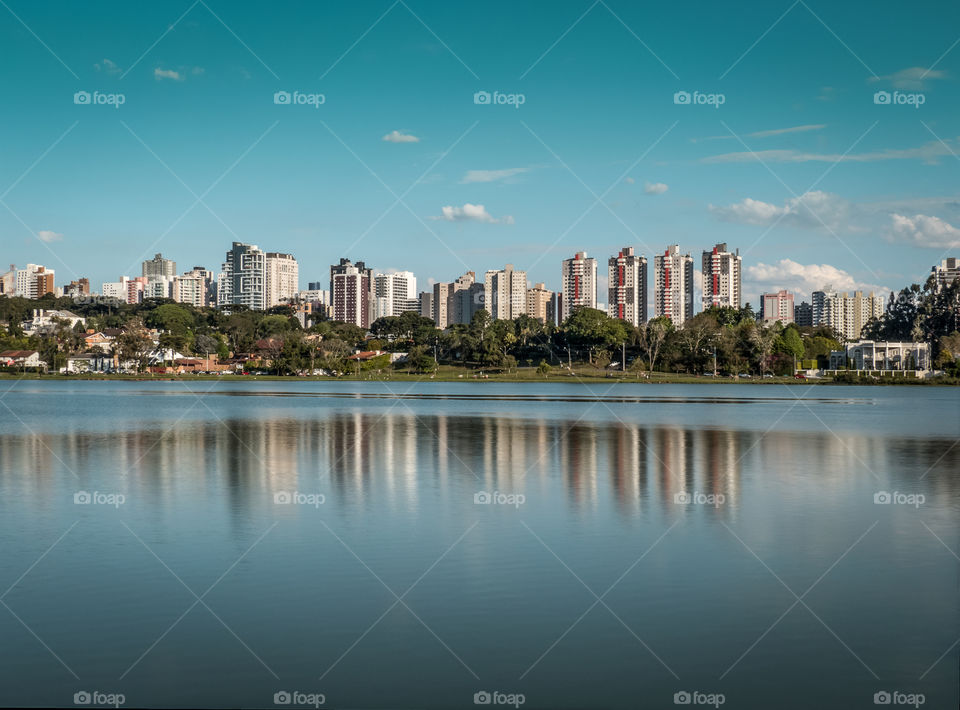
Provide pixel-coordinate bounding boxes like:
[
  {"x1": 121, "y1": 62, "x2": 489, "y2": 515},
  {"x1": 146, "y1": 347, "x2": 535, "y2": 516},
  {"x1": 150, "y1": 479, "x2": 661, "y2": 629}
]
[{"x1": 1, "y1": 372, "x2": 953, "y2": 386}]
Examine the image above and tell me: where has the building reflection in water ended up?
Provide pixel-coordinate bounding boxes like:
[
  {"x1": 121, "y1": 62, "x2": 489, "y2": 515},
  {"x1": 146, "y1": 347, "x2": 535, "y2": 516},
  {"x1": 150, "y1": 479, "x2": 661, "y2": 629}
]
[{"x1": 1, "y1": 411, "x2": 957, "y2": 516}]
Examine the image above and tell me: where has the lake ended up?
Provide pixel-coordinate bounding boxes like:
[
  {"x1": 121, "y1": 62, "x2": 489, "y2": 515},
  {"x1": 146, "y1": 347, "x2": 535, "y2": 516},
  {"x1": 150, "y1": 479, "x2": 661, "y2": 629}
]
[{"x1": 0, "y1": 381, "x2": 957, "y2": 709}]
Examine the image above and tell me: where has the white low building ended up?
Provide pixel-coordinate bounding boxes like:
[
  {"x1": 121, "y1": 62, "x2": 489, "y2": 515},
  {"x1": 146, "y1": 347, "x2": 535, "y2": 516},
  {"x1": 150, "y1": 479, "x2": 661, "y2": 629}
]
[
  {"x1": 22, "y1": 309, "x2": 86, "y2": 335},
  {"x1": 829, "y1": 340, "x2": 930, "y2": 371},
  {"x1": 64, "y1": 353, "x2": 116, "y2": 374}
]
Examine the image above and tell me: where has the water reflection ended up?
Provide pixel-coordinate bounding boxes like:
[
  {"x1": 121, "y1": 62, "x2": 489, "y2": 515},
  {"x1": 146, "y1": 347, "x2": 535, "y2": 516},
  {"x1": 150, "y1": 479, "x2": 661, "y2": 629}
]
[{"x1": 1, "y1": 412, "x2": 956, "y2": 515}]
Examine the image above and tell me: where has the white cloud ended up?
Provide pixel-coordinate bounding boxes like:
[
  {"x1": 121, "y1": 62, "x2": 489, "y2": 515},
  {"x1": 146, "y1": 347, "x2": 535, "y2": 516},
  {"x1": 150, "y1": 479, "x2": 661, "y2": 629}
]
[
  {"x1": 746, "y1": 259, "x2": 885, "y2": 301},
  {"x1": 891, "y1": 213, "x2": 960, "y2": 248},
  {"x1": 460, "y1": 167, "x2": 530, "y2": 184},
  {"x1": 154, "y1": 68, "x2": 183, "y2": 81},
  {"x1": 693, "y1": 124, "x2": 825, "y2": 142},
  {"x1": 703, "y1": 140, "x2": 955, "y2": 165},
  {"x1": 710, "y1": 191, "x2": 856, "y2": 232},
  {"x1": 382, "y1": 130, "x2": 420, "y2": 143},
  {"x1": 868, "y1": 67, "x2": 947, "y2": 90},
  {"x1": 37, "y1": 230, "x2": 63, "y2": 243},
  {"x1": 429, "y1": 203, "x2": 514, "y2": 224},
  {"x1": 643, "y1": 181, "x2": 669, "y2": 195},
  {"x1": 95, "y1": 58, "x2": 120, "y2": 75},
  {"x1": 624, "y1": 177, "x2": 636, "y2": 184}
]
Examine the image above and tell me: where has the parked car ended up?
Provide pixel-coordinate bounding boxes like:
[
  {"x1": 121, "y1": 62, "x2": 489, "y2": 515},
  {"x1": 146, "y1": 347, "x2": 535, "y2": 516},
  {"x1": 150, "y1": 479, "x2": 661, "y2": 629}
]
[{"x1": 794, "y1": 373, "x2": 807, "y2": 380}]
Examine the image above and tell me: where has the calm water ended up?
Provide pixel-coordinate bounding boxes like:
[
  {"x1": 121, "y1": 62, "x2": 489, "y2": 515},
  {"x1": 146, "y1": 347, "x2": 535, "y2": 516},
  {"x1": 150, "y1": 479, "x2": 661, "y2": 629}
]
[{"x1": 0, "y1": 381, "x2": 957, "y2": 709}]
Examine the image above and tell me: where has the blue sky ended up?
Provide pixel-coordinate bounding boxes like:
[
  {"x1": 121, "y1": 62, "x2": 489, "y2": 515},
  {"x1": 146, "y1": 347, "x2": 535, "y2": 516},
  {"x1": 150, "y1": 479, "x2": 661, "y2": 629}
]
[{"x1": 2, "y1": 0, "x2": 959, "y2": 306}]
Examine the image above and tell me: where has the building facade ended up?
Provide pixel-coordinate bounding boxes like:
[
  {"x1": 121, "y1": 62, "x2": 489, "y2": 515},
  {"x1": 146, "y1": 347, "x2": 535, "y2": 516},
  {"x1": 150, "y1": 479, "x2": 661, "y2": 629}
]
[
  {"x1": 932, "y1": 257, "x2": 959, "y2": 289},
  {"x1": 812, "y1": 287, "x2": 885, "y2": 341},
  {"x1": 484, "y1": 264, "x2": 528, "y2": 320},
  {"x1": 607, "y1": 247, "x2": 647, "y2": 326},
  {"x1": 142, "y1": 253, "x2": 176, "y2": 279},
  {"x1": 373, "y1": 271, "x2": 418, "y2": 319},
  {"x1": 561, "y1": 251, "x2": 597, "y2": 320},
  {"x1": 829, "y1": 340, "x2": 930, "y2": 371},
  {"x1": 265, "y1": 252, "x2": 299, "y2": 308},
  {"x1": 219, "y1": 242, "x2": 267, "y2": 310},
  {"x1": 15, "y1": 264, "x2": 55, "y2": 299},
  {"x1": 526, "y1": 282, "x2": 553, "y2": 324},
  {"x1": 760, "y1": 290, "x2": 795, "y2": 323},
  {"x1": 702, "y1": 243, "x2": 741, "y2": 310},
  {"x1": 331, "y1": 259, "x2": 372, "y2": 328},
  {"x1": 795, "y1": 301, "x2": 813, "y2": 327},
  {"x1": 653, "y1": 245, "x2": 694, "y2": 326}
]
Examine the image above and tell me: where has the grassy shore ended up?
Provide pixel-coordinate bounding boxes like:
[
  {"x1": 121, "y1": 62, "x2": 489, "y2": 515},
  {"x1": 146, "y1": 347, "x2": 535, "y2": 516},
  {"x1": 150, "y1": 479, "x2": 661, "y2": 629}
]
[{"x1": 1, "y1": 366, "x2": 955, "y2": 385}]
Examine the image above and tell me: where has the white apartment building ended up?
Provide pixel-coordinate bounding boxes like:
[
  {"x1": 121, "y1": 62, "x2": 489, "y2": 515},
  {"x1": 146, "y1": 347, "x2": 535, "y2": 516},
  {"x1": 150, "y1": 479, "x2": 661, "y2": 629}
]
[
  {"x1": 607, "y1": 247, "x2": 647, "y2": 326},
  {"x1": 144, "y1": 275, "x2": 174, "y2": 300},
  {"x1": 931, "y1": 257, "x2": 959, "y2": 289},
  {"x1": 812, "y1": 287, "x2": 885, "y2": 341},
  {"x1": 702, "y1": 243, "x2": 741, "y2": 310},
  {"x1": 561, "y1": 251, "x2": 597, "y2": 320},
  {"x1": 219, "y1": 242, "x2": 267, "y2": 310},
  {"x1": 15, "y1": 264, "x2": 55, "y2": 299},
  {"x1": 373, "y1": 271, "x2": 418, "y2": 319},
  {"x1": 101, "y1": 278, "x2": 129, "y2": 301},
  {"x1": 265, "y1": 252, "x2": 299, "y2": 308},
  {"x1": 653, "y1": 245, "x2": 694, "y2": 326},
  {"x1": 484, "y1": 264, "x2": 528, "y2": 320}
]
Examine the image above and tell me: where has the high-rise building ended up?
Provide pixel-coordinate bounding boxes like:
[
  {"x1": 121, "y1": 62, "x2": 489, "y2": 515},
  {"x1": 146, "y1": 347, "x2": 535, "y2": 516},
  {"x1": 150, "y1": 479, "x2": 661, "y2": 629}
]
[
  {"x1": 794, "y1": 301, "x2": 813, "y2": 327},
  {"x1": 265, "y1": 252, "x2": 299, "y2": 308},
  {"x1": 331, "y1": 259, "x2": 372, "y2": 328},
  {"x1": 607, "y1": 247, "x2": 647, "y2": 326},
  {"x1": 812, "y1": 287, "x2": 885, "y2": 341},
  {"x1": 702, "y1": 243, "x2": 741, "y2": 310},
  {"x1": 373, "y1": 271, "x2": 418, "y2": 319},
  {"x1": 484, "y1": 264, "x2": 528, "y2": 320},
  {"x1": 449, "y1": 272, "x2": 484, "y2": 325},
  {"x1": 760, "y1": 290, "x2": 795, "y2": 323},
  {"x1": 142, "y1": 253, "x2": 176, "y2": 279},
  {"x1": 653, "y1": 245, "x2": 694, "y2": 325},
  {"x1": 561, "y1": 251, "x2": 597, "y2": 320},
  {"x1": 432, "y1": 281, "x2": 455, "y2": 329},
  {"x1": 931, "y1": 257, "x2": 959, "y2": 289},
  {"x1": 419, "y1": 291, "x2": 433, "y2": 321},
  {"x1": 526, "y1": 282, "x2": 553, "y2": 324},
  {"x1": 219, "y1": 242, "x2": 267, "y2": 310},
  {"x1": 15, "y1": 264, "x2": 55, "y2": 299},
  {"x1": 173, "y1": 268, "x2": 213, "y2": 308}
]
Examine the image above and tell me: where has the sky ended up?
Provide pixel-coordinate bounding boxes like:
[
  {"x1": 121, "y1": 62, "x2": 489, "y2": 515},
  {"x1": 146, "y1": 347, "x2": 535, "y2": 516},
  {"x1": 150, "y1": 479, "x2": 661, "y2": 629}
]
[{"x1": 1, "y1": 0, "x2": 959, "y2": 307}]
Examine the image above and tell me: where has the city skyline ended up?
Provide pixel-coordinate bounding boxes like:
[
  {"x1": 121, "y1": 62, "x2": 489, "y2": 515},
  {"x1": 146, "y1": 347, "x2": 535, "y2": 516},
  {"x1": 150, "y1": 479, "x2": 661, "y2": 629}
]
[{"x1": 1, "y1": 1, "x2": 959, "y2": 307}]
